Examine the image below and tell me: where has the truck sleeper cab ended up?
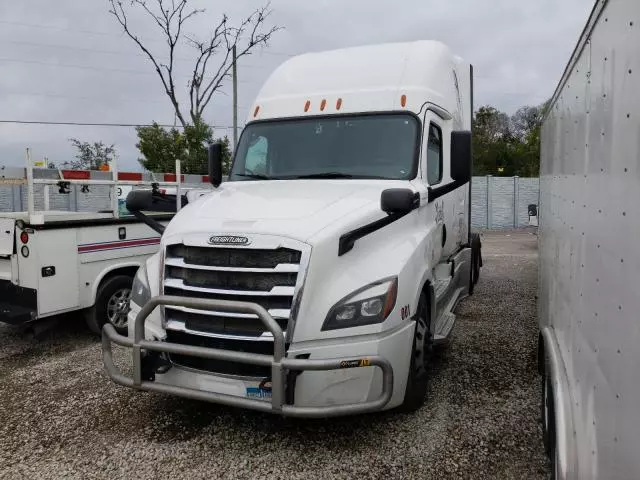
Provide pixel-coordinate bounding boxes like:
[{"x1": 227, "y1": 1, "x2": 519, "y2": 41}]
[{"x1": 102, "y1": 40, "x2": 482, "y2": 417}]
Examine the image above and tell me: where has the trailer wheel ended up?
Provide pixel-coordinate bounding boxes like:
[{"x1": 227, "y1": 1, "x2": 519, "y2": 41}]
[
  {"x1": 399, "y1": 292, "x2": 432, "y2": 412},
  {"x1": 542, "y1": 364, "x2": 558, "y2": 479},
  {"x1": 85, "y1": 275, "x2": 133, "y2": 336},
  {"x1": 469, "y1": 233, "x2": 482, "y2": 295}
]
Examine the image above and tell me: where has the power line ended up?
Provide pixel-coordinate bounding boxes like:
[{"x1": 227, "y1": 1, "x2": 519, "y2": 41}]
[
  {"x1": 3, "y1": 39, "x2": 276, "y2": 69},
  {"x1": 0, "y1": 120, "x2": 239, "y2": 129},
  {"x1": 4, "y1": 89, "x2": 167, "y2": 105},
  {"x1": 5, "y1": 39, "x2": 187, "y2": 62},
  {"x1": 0, "y1": 20, "x2": 300, "y2": 57},
  {"x1": 0, "y1": 19, "x2": 162, "y2": 41},
  {"x1": 0, "y1": 57, "x2": 255, "y2": 82},
  {"x1": 3, "y1": 89, "x2": 251, "y2": 111}
]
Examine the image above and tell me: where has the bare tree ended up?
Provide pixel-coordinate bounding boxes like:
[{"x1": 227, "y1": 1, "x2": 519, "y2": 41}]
[
  {"x1": 65, "y1": 139, "x2": 117, "y2": 170},
  {"x1": 108, "y1": 0, "x2": 280, "y2": 127}
]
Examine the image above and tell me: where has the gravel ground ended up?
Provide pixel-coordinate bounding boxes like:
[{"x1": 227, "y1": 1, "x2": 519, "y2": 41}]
[{"x1": 0, "y1": 230, "x2": 547, "y2": 480}]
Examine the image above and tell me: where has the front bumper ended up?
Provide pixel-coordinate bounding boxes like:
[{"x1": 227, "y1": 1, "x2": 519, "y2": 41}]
[
  {"x1": 102, "y1": 295, "x2": 395, "y2": 418},
  {"x1": 0, "y1": 280, "x2": 37, "y2": 324}
]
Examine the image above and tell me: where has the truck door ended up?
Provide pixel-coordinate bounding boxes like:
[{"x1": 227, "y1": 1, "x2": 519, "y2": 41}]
[
  {"x1": 422, "y1": 111, "x2": 465, "y2": 259},
  {"x1": 421, "y1": 114, "x2": 447, "y2": 263}
]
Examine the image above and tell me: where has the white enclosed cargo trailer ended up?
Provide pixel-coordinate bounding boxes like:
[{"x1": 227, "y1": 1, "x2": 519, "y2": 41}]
[
  {"x1": 538, "y1": 0, "x2": 640, "y2": 478},
  {"x1": 102, "y1": 40, "x2": 483, "y2": 417}
]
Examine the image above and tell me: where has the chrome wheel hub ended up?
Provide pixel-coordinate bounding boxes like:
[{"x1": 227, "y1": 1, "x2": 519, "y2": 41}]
[{"x1": 107, "y1": 288, "x2": 132, "y2": 329}]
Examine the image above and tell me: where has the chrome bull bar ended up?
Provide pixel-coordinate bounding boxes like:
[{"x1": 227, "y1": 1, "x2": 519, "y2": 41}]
[{"x1": 102, "y1": 295, "x2": 394, "y2": 418}]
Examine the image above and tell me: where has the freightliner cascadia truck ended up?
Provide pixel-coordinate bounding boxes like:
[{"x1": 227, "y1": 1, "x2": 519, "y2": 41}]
[{"x1": 102, "y1": 40, "x2": 482, "y2": 417}]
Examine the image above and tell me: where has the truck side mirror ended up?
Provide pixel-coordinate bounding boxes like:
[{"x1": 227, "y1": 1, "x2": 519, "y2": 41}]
[
  {"x1": 381, "y1": 188, "x2": 420, "y2": 215},
  {"x1": 125, "y1": 190, "x2": 181, "y2": 213},
  {"x1": 451, "y1": 131, "x2": 472, "y2": 184},
  {"x1": 208, "y1": 143, "x2": 223, "y2": 188},
  {"x1": 126, "y1": 190, "x2": 154, "y2": 212}
]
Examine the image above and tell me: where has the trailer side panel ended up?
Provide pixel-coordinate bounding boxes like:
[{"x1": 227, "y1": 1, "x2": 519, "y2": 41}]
[{"x1": 540, "y1": 0, "x2": 640, "y2": 477}]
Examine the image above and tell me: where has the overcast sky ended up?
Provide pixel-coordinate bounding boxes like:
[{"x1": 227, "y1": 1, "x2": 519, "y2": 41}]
[{"x1": 0, "y1": 0, "x2": 593, "y2": 171}]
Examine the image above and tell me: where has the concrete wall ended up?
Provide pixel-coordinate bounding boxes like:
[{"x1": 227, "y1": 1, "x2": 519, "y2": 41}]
[{"x1": 471, "y1": 176, "x2": 539, "y2": 229}]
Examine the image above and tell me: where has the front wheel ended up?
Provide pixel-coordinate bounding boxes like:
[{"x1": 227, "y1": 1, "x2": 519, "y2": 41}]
[
  {"x1": 85, "y1": 275, "x2": 133, "y2": 336},
  {"x1": 399, "y1": 292, "x2": 432, "y2": 412}
]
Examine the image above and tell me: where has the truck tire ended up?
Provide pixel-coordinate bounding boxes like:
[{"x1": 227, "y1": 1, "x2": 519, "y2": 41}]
[
  {"x1": 85, "y1": 275, "x2": 133, "y2": 336},
  {"x1": 399, "y1": 292, "x2": 432, "y2": 412},
  {"x1": 469, "y1": 233, "x2": 482, "y2": 295}
]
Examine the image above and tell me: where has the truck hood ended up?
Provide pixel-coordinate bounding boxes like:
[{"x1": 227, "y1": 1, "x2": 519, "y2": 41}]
[{"x1": 163, "y1": 180, "x2": 410, "y2": 243}]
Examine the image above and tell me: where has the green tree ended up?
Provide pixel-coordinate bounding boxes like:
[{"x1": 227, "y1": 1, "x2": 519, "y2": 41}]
[
  {"x1": 136, "y1": 121, "x2": 231, "y2": 174},
  {"x1": 472, "y1": 106, "x2": 512, "y2": 175},
  {"x1": 65, "y1": 139, "x2": 117, "y2": 170},
  {"x1": 472, "y1": 102, "x2": 548, "y2": 177}
]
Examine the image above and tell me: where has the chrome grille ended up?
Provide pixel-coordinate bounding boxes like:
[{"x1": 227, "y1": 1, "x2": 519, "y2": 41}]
[
  {"x1": 166, "y1": 245, "x2": 301, "y2": 269},
  {"x1": 166, "y1": 266, "x2": 297, "y2": 291},
  {"x1": 169, "y1": 309, "x2": 288, "y2": 337},
  {"x1": 163, "y1": 243, "x2": 304, "y2": 347},
  {"x1": 165, "y1": 330, "x2": 276, "y2": 377}
]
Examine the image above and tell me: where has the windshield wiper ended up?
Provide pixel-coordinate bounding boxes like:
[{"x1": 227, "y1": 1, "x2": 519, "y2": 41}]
[
  {"x1": 234, "y1": 173, "x2": 273, "y2": 180},
  {"x1": 289, "y1": 172, "x2": 354, "y2": 179}
]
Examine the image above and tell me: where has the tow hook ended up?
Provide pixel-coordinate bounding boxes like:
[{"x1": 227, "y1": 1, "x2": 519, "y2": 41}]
[{"x1": 140, "y1": 350, "x2": 172, "y2": 381}]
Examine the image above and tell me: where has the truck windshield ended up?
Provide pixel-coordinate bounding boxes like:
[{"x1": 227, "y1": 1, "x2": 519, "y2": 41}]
[{"x1": 229, "y1": 114, "x2": 419, "y2": 181}]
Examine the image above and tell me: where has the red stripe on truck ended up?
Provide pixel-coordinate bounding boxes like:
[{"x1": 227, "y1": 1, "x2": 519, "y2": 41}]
[
  {"x1": 61, "y1": 170, "x2": 91, "y2": 180},
  {"x1": 55, "y1": 170, "x2": 209, "y2": 182},
  {"x1": 118, "y1": 172, "x2": 143, "y2": 181},
  {"x1": 163, "y1": 174, "x2": 185, "y2": 182},
  {"x1": 78, "y1": 237, "x2": 160, "y2": 253}
]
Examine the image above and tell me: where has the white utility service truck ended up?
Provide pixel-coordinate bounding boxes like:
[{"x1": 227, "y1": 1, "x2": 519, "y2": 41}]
[
  {"x1": 102, "y1": 40, "x2": 483, "y2": 417},
  {"x1": 0, "y1": 159, "x2": 200, "y2": 334},
  {"x1": 538, "y1": 0, "x2": 640, "y2": 477}
]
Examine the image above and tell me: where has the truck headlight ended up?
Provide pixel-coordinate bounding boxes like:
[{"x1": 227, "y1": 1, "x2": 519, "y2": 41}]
[
  {"x1": 322, "y1": 277, "x2": 397, "y2": 331},
  {"x1": 130, "y1": 264, "x2": 151, "y2": 308}
]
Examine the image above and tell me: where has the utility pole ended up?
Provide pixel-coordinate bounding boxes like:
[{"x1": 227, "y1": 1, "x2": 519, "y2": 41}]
[{"x1": 232, "y1": 45, "x2": 238, "y2": 149}]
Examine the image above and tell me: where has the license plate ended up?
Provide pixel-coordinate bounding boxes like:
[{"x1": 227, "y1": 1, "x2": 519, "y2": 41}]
[
  {"x1": 246, "y1": 387, "x2": 272, "y2": 400},
  {"x1": 246, "y1": 377, "x2": 273, "y2": 400}
]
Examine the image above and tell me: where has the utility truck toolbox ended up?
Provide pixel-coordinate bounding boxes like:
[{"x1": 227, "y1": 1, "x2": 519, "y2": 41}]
[{"x1": 102, "y1": 40, "x2": 482, "y2": 416}]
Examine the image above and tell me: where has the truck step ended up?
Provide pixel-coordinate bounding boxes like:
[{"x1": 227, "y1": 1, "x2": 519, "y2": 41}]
[
  {"x1": 433, "y1": 277, "x2": 451, "y2": 303},
  {"x1": 432, "y1": 287, "x2": 466, "y2": 345},
  {"x1": 433, "y1": 312, "x2": 456, "y2": 344}
]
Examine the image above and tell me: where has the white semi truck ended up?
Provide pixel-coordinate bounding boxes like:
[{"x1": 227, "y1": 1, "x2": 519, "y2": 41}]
[
  {"x1": 538, "y1": 0, "x2": 640, "y2": 478},
  {"x1": 102, "y1": 41, "x2": 483, "y2": 417}
]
